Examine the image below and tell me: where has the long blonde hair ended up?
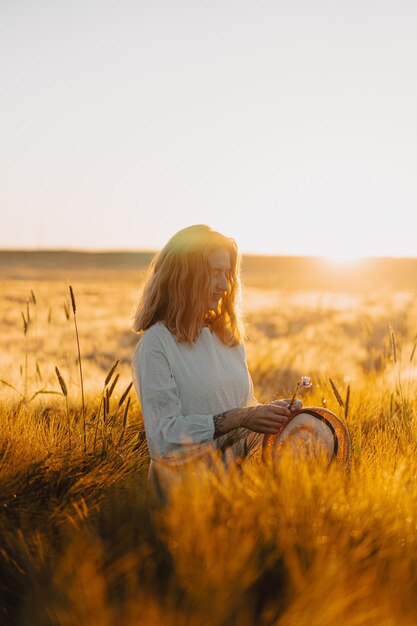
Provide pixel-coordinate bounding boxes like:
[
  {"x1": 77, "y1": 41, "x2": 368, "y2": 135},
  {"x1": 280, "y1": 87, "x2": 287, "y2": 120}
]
[{"x1": 133, "y1": 225, "x2": 244, "y2": 345}]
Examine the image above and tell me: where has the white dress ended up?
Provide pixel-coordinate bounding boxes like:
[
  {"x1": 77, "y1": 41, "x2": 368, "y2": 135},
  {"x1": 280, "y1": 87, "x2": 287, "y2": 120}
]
[{"x1": 131, "y1": 321, "x2": 261, "y2": 480}]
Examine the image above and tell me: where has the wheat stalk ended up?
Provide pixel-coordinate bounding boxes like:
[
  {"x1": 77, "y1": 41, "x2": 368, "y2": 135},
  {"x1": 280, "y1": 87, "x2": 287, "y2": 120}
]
[
  {"x1": 55, "y1": 366, "x2": 71, "y2": 453},
  {"x1": 118, "y1": 381, "x2": 133, "y2": 409},
  {"x1": 117, "y1": 396, "x2": 131, "y2": 447},
  {"x1": 108, "y1": 373, "x2": 120, "y2": 398},
  {"x1": 329, "y1": 377, "x2": 344, "y2": 408},
  {"x1": 104, "y1": 359, "x2": 120, "y2": 386},
  {"x1": 69, "y1": 285, "x2": 86, "y2": 452},
  {"x1": 0, "y1": 379, "x2": 23, "y2": 397},
  {"x1": 21, "y1": 309, "x2": 29, "y2": 398},
  {"x1": 108, "y1": 380, "x2": 133, "y2": 446},
  {"x1": 101, "y1": 387, "x2": 111, "y2": 457},
  {"x1": 344, "y1": 385, "x2": 350, "y2": 420},
  {"x1": 389, "y1": 324, "x2": 398, "y2": 364},
  {"x1": 92, "y1": 360, "x2": 120, "y2": 454},
  {"x1": 63, "y1": 301, "x2": 70, "y2": 321}
]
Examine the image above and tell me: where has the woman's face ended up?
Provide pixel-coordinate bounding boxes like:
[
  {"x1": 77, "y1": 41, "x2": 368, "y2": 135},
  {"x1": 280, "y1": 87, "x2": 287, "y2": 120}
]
[{"x1": 207, "y1": 247, "x2": 231, "y2": 310}]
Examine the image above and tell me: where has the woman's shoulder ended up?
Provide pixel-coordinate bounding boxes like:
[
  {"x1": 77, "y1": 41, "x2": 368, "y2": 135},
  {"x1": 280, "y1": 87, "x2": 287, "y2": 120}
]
[
  {"x1": 142, "y1": 321, "x2": 169, "y2": 338},
  {"x1": 132, "y1": 323, "x2": 172, "y2": 367},
  {"x1": 134, "y1": 322, "x2": 173, "y2": 351}
]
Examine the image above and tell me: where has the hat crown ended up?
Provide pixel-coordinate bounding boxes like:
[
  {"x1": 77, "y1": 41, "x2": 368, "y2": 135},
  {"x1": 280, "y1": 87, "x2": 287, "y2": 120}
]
[{"x1": 262, "y1": 407, "x2": 352, "y2": 467}]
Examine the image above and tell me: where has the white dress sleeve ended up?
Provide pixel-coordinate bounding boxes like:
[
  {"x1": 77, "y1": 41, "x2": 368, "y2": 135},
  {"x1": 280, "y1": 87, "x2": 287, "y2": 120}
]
[
  {"x1": 248, "y1": 373, "x2": 259, "y2": 407},
  {"x1": 238, "y1": 342, "x2": 259, "y2": 407},
  {"x1": 131, "y1": 331, "x2": 215, "y2": 463}
]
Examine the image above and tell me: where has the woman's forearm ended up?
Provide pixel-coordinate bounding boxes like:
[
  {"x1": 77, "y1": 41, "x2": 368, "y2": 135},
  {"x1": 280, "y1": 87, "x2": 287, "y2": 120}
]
[
  {"x1": 213, "y1": 401, "x2": 299, "y2": 438},
  {"x1": 213, "y1": 406, "x2": 258, "y2": 439}
]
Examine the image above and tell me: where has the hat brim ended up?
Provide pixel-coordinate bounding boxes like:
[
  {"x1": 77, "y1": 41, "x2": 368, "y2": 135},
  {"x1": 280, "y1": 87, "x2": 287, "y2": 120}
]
[{"x1": 262, "y1": 407, "x2": 352, "y2": 467}]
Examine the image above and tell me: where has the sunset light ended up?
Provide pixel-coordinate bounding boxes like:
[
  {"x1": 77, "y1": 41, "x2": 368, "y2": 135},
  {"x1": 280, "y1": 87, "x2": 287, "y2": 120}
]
[
  {"x1": 2, "y1": 2, "x2": 417, "y2": 622},
  {"x1": 325, "y1": 254, "x2": 365, "y2": 266}
]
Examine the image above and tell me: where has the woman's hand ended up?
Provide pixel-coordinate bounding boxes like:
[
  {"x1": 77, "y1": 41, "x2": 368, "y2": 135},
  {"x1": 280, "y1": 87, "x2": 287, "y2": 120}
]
[
  {"x1": 239, "y1": 403, "x2": 293, "y2": 435},
  {"x1": 212, "y1": 398, "x2": 303, "y2": 439},
  {"x1": 268, "y1": 398, "x2": 303, "y2": 412}
]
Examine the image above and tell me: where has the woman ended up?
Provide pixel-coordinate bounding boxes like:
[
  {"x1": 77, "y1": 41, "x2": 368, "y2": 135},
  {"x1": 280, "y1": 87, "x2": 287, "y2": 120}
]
[{"x1": 131, "y1": 225, "x2": 301, "y2": 490}]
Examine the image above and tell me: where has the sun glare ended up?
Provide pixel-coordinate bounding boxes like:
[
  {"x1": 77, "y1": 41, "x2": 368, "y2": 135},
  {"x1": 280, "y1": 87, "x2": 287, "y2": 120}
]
[{"x1": 325, "y1": 253, "x2": 364, "y2": 266}]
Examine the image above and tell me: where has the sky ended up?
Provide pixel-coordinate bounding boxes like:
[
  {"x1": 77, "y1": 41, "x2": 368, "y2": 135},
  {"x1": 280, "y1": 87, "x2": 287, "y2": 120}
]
[{"x1": 1, "y1": 0, "x2": 416, "y2": 258}]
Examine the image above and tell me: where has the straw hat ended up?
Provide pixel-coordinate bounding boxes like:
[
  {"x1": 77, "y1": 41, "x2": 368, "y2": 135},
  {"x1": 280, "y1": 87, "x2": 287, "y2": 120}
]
[{"x1": 262, "y1": 407, "x2": 352, "y2": 468}]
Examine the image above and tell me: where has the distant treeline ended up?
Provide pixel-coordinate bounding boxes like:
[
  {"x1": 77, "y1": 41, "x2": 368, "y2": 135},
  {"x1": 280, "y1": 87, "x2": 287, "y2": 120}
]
[
  {"x1": 1, "y1": 250, "x2": 417, "y2": 292},
  {"x1": 0, "y1": 250, "x2": 154, "y2": 270}
]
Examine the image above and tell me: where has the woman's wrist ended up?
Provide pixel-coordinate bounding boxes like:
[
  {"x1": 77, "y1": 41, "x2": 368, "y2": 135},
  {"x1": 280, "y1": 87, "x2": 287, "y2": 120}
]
[
  {"x1": 213, "y1": 408, "x2": 244, "y2": 439},
  {"x1": 213, "y1": 405, "x2": 262, "y2": 438}
]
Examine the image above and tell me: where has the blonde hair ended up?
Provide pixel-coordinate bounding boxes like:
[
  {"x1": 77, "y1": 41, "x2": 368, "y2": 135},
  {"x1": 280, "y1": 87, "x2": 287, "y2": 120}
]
[{"x1": 133, "y1": 225, "x2": 244, "y2": 345}]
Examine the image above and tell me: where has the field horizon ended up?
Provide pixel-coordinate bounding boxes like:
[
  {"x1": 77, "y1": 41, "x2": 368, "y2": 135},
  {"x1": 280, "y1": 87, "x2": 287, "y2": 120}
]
[{"x1": 2, "y1": 249, "x2": 417, "y2": 292}]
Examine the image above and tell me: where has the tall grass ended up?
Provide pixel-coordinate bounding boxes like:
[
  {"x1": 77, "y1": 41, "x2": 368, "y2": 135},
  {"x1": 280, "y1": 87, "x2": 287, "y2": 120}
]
[
  {"x1": 2, "y1": 387, "x2": 417, "y2": 625},
  {"x1": 0, "y1": 271, "x2": 416, "y2": 625},
  {"x1": 55, "y1": 365, "x2": 71, "y2": 452},
  {"x1": 69, "y1": 285, "x2": 86, "y2": 452}
]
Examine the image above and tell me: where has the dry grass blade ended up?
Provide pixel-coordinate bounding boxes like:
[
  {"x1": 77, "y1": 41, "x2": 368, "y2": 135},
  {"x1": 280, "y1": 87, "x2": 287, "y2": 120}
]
[
  {"x1": 28, "y1": 388, "x2": 62, "y2": 401},
  {"x1": 329, "y1": 377, "x2": 344, "y2": 408},
  {"x1": 21, "y1": 312, "x2": 28, "y2": 335},
  {"x1": 68, "y1": 284, "x2": 86, "y2": 451},
  {"x1": 410, "y1": 343, "x2": 416, "y2": 364},
  {"x1": 0, "y1": 379, "x2": 23, "y2": 397},
  {"x1": 54, "y1": 364, "x2": 72, "y2": 453},
  {"x1": 26, "y1": 300, "x2": 30, "y2": 323},
  {"x1": 122, "y1": 396, "x2": 131, "y2": 430},
  {"x1": 30, "y1": 289, "x2": 37, "y2": 305},
  {"x1": 101, "y1": 388, "x2": 111, "y2": 456},
  {"x1": 117, "y1": 396, "x2": 131, "y2": 446},
  {"x1": 104, "y1": 359, "x2": 120, "y2": 386},
  {"x1": 344, "y1": 385, "x2": 350, "y2": 420},
  {"x1": 108, "y1": 373, "x2": 120, "y2": 398},
  {"x1": 118, "y1": 382, "x2": 133, "y2": 409},
  {"x1": 390, "y1": 324, "x2": 397, "y2": 364},
  {"x1": 63, "y1": 301, "x2": 70, "y2": 321},
  {"x1": 69, "y1": 285, "x2": 76, "y2": 314},
  {"x1": 55, "y1": 366, "x2": 68, "y2": 397}
]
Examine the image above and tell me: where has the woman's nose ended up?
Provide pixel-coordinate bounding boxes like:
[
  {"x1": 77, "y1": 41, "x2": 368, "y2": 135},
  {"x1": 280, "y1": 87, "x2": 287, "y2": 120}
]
[{"x1": 217, "y1": 274, "x2": 228, "y2": 291}]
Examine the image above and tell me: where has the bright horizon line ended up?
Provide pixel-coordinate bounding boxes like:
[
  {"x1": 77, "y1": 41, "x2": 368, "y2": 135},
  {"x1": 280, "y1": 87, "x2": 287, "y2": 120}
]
[{"x1": 1, "y1": 246, "x2": 417, "y2": 261}]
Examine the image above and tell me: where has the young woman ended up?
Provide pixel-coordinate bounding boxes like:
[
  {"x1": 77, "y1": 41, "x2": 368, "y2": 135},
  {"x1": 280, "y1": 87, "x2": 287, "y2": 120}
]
[{"x1": 131, "y1": 225, "x2": 301, "y2": 489}]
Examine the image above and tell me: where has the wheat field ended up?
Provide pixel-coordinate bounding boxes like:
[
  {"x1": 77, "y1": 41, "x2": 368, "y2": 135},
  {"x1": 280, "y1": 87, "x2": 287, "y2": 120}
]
[{"x1": 1, "y1": 252, "x2": 417, "y2": 626}]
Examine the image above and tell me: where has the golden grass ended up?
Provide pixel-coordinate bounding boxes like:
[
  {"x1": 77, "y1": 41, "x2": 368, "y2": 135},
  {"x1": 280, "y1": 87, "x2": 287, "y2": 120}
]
[{"x1": 1, "y1": 253, "x2": 417, "y2": 625}]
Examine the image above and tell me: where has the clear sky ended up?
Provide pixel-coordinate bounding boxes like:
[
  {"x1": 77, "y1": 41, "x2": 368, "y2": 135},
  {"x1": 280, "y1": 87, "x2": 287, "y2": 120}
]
[{"x1": 1, "y1": 0, "x2": 416, "y2": 258}]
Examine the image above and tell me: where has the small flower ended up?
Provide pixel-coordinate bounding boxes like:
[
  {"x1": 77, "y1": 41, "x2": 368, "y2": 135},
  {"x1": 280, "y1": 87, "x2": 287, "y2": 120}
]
[{"x1": 288, "y1": 376, "x2": 312, "y2": 410}]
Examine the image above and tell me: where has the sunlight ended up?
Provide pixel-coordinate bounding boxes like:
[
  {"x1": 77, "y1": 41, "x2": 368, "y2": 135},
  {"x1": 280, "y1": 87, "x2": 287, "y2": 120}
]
[{"x1": 324, "y1": 253, "x2": 365, "y2": 266}]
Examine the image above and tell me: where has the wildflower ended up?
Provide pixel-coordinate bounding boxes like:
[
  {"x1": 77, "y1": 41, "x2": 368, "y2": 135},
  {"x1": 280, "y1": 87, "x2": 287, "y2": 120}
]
[{"x1": 288, "y1": 376, "x2": 312, "y2": 410}]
